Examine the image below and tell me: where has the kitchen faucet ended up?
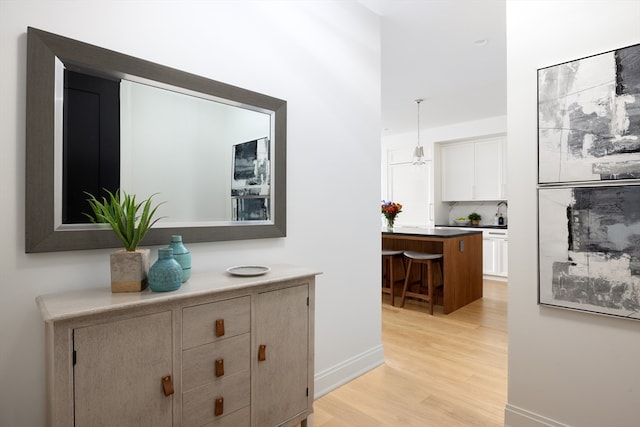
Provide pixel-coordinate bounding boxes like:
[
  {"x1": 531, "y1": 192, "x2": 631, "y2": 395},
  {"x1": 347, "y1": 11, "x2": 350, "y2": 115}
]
[{"x1": 496, "y1": 201, "x2": 508, "y2": 225}]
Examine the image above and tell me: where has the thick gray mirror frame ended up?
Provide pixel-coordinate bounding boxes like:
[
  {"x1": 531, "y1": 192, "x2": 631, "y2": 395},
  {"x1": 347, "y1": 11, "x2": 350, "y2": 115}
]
[{"x1": 25, "y1": 27, "x2": 286, "y2": 253}]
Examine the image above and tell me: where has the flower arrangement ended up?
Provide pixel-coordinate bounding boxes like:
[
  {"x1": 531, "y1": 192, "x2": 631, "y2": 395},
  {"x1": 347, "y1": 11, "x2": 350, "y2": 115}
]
[{"x1": 381, "y1": 200, "x2": 403, "y2": 229}]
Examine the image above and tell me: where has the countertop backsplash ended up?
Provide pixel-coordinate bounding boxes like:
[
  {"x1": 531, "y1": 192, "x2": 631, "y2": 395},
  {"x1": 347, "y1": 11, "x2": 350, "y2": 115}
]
[{"x1": 446, "y1": 201, "x2": 508, "y2": 227}]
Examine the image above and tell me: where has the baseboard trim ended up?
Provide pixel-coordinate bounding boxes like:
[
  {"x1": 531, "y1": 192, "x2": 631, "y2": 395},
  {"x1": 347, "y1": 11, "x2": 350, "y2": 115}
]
[
  {"x1": 483, "y1": 274, "x2": 508, "y2": 282},
  {"x1": 313, "y1": 344, "x2": 385, "y2": 399},
  {"x1": 504, "y1": 403, "x2": 569, "y2": 427}
]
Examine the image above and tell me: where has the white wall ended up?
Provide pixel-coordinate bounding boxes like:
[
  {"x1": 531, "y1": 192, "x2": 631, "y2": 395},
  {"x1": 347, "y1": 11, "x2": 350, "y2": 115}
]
[
  {"x1": 0, "y1": 1, "x2": 382, "y2": 425},
  {"x1": 506, "y1": 1, "x2": 640, "y2": 426}
]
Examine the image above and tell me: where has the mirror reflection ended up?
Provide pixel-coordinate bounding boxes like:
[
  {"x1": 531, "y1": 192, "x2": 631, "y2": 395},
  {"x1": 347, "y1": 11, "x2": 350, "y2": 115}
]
[{"x1": 61, "y1": 70, "x2": 273, "y2": 225}]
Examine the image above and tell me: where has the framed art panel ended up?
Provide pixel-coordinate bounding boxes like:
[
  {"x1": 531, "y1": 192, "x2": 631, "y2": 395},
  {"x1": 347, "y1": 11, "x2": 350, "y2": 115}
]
[
  {"x1": 232, "y1": 197, "x2": 269, "y2": 221},
  {"x1": 231, "y1": 137, "x2": 270, "y2": 197},
  {"x1": 538, "y1": 43, "x2": 640, "y2": 184},
  {"x1": 538, "y1": 185, "x2": 640, "y2": 319}
]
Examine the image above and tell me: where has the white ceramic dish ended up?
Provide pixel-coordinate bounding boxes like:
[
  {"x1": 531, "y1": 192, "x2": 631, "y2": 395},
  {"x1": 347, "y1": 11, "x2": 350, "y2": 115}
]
[
  {"x1": 454, "y1": 220, "x2": 470, "y2": 226},
  {"x1": 226, "y1": 265, "x2": 271, "y2": 276}
]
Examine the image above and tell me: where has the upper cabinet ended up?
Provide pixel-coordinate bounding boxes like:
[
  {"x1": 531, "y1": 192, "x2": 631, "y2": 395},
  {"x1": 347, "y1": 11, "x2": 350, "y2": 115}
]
[{"x1": 440, "y1": 135, "x2": 506, "y2": 202}]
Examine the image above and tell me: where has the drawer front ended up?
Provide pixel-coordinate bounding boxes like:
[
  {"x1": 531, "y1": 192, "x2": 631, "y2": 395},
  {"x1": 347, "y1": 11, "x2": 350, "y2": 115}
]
[
  {"x1": 483, "y1": 230, "x2": 508, "y2": 239},
  {"x1": 200, "y1": 406, "x2": 250, "y2": 427},
  {"x1": 182, "y1": 371, "x2": 250, "y2": 426},
  {"x1": 183, "y1": 296, "x2": 250, "y2": 349},
  {"x1": 182, "y1": 333, "x2": 250, "y2": 391}
]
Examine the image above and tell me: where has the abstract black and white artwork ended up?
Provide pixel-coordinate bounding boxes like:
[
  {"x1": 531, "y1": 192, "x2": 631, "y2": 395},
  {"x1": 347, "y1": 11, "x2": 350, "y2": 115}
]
[
  {"x1": 538, "y1": 43, "x2": 640, "y2": 184},
  {"x1": 231, "y1": 137, "x2": 270, "y2": 221},
  {"x1": 538, "y1": 185, "x2": 640, "y2": 319},
  {"x1": 232, "y1": 197, "x2": 269, "y2": 221},
  {"x1": 231, "y1": 137, "x2": 270, "y2": 195}
]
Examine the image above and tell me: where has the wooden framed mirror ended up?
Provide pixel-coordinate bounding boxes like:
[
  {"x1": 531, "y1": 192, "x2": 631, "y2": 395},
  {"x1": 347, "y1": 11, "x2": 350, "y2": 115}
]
[{"x1": 25, "y1": 27, "x2": 286, "y2": 252}]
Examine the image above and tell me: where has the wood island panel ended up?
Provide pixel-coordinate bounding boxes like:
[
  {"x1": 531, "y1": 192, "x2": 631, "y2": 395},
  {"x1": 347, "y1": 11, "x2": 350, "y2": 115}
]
[{"x1": 382, "y1": 228, "x2": 483, "y2": 314}]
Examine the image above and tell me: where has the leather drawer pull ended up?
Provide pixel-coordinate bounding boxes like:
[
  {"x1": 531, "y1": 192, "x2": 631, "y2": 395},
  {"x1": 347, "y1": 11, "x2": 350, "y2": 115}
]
[
  {"x1": 215, "y1": 397, "x2": 224, "y2": 416},
  {"x1": 162, "y1": 375, "x2": 174, "y2": 396},
  {"x1": 215, "y1": 319, "x2": 225, "y2": 337},
  {"x1": 258, "y1": 344, "x2": 266, "y2": 361},
  {"x1": 215, "y1": 358, "x2": 224, "y2": 377}
]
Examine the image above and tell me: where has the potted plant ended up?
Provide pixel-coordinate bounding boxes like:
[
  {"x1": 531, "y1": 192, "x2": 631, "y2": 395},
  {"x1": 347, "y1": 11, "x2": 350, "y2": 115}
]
[
  {"x1": 468, "y1": 212, "x2": 481, "y2": 226},
  {"x1": 84, "y1": 189, "x2": 165, "y2": 293}
]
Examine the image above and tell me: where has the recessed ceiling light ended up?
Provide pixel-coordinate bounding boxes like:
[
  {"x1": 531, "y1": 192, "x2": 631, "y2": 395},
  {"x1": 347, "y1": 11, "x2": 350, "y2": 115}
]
[{"x1": 473, "y1": 39, "x2": 488, "y2": 47}]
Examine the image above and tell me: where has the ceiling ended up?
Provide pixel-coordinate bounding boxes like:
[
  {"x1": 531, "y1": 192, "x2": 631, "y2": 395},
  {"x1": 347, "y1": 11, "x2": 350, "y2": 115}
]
[{"x1": 359, "y1": 0, "x2": 506, "y2": 135}]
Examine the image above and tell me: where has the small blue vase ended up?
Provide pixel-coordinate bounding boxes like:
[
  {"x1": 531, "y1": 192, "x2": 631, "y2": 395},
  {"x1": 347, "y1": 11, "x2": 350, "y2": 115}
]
[
  {"x1": 169, "y1": 235, "x2": 191, "y2": 282},
  {"x1": 149, "y1": 248, "x2": 183, "y2": 292}
]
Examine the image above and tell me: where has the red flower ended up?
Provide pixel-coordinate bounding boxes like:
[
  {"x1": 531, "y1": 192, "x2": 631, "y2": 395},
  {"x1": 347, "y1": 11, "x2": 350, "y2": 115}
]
[{"x1": 381, "y1": 200, "x2": 402, "y2": 220}]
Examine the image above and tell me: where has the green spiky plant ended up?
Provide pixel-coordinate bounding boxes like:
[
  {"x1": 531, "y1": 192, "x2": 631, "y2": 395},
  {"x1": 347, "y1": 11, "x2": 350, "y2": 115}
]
[{"x1": 84, "y1": 189, "x2": 165, "y2": 251}]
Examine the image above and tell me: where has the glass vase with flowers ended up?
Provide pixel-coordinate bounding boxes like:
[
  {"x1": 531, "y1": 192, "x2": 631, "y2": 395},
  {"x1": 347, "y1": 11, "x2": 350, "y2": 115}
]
[{"x1": 381, "y1": 200, "x2": 403, "y2": 231}]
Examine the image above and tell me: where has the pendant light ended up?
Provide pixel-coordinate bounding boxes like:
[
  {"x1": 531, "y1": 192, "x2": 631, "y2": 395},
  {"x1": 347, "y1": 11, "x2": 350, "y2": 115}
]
[{"x1": 412, "y1": 98, "x2": 426, "y2": 165}]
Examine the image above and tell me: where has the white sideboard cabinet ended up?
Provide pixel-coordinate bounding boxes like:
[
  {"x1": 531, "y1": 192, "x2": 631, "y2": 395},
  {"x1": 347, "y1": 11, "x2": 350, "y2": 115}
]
[
  {"x1": 36, "y1": 265, "x2": 319, "y2": 427},
  {"x1": 440, "y1": 135, "x2": 507, "y2": 201}
]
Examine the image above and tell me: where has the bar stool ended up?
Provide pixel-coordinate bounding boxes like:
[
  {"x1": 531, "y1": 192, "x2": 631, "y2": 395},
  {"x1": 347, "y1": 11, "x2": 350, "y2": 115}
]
[
  {"x1": 382, "y1": 249, "x2": 405, "y2": 306},
  {"x1": 400, "y1": 251, "x2": 444, "y2": 315}
]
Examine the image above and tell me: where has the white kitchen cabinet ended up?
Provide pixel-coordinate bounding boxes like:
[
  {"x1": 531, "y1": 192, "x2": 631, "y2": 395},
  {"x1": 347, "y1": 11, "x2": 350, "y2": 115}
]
[
  {"x1": 499, "y1": 238, "x2": 509, "y2": 277},
  {"x1": 36, "y1": 265, "x2": 318, "y2": 427},
  {"x1": 440, "y1": 135, "x2": 506, "y2": 201},
  {"x1": 386, "y1": 147, "x2": 433, "y2": 227},
  {"x1": 440, "y1": 142, "x2": 474, "y2": 201},
  {"x1": 482, "y1": 229, "x2": 508, "y2": 279},
  {"x1": 482, "y1": 238, "x2": 496, "y2": 274}
]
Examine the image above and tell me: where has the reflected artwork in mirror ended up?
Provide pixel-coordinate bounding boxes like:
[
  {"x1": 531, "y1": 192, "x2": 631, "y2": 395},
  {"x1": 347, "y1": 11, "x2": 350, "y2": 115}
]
[{"x1": 26, "y1": 27, "x2": 286, "y2": 252}]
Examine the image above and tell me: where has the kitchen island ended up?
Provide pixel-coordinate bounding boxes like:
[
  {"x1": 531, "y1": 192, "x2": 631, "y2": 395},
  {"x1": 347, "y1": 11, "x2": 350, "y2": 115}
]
[{"x1": 382, "y1": 227, "x2": 483, "y2": 314}]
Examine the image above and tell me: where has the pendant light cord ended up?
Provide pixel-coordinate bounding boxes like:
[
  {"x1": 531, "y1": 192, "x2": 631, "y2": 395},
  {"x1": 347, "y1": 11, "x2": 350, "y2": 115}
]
[
  {"x1": 413, "y1": 98, "x2": 425, "y2": 165},
  {"x1": 416, "y1": 98, "x2": 422, "y2": 148}
]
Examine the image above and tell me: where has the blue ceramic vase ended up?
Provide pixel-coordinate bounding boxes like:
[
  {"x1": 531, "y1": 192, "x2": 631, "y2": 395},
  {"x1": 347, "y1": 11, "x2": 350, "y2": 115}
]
[
  {"x1": 169, "y1": 235, "x2": 191, "y2": 282},
  {"x1": 149, "y1": 248, "x2": 183, "y2": 292}
]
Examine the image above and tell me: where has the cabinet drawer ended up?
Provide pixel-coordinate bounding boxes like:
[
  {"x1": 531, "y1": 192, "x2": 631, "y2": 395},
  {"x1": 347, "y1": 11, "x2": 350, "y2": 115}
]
[
  {"x1": 483, "y1": 230, "x2": 508, "y2": 239},
  {"x1": 182, "y1": 333, "x2": 250, "y2": 391},
  {"x1": 183, "y1": 296, "x2": 250, "y2": 349},
  {"x1": 199, "y1": 406, "x2": 250, "y2": 427},
  {"x1": 182, "y1": 371, "x2": 250, "y2": 426}
]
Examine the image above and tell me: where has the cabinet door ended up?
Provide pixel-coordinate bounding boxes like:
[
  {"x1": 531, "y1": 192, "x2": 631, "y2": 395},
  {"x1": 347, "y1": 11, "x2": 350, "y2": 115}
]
[
  {"x1": 388, "y1": 161, "x2": 433, "y2": 227},
  {"x1": 441, "y1": 143, "x2": 474, "y2": 201},
  {"x1": 499, "y1": 239, "x2": 509, "y2": 276},
  {"x1": 73, "y1": 311, "x2": 173, "y2": 426},
  {"x1": 482, "y1": 238, "x2": 497, "y2": 275},
  {"x1": 255, "y1": 284, "x2": 309, "y2": 427},
  {"x1": 474, "y1": 138, "x2": 504, "y2": 200}
]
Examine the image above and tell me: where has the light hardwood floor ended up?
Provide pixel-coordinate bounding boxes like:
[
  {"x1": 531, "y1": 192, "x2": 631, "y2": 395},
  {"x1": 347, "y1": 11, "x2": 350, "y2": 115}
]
[{"x1": 312, "y1": 280, "x2": 508, "y2": 426}]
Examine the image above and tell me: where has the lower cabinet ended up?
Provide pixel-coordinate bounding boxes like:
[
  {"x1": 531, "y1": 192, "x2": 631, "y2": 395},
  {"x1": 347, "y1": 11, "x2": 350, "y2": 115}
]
[
  {"x1": 73, "y1": 311, "x2": 174, "y2": 426},
  {"x1": 255, "y1": 285, "x2": 310, "y2": 426},
  {"x1": 36, "y1": 266, "x2": 318, "y2": 427},
  {"x1": 482, "y1": 238, "x2": 496, "y2": 275},
  {"x1": 482, "y1": 229, "x2": 508, "y2": 279}
]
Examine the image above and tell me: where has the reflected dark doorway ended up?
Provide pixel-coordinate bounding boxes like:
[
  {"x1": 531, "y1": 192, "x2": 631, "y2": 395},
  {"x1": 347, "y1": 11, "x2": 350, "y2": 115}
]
[{"x1": 63, "y1": 70, "x2": 120, "y2": 223}]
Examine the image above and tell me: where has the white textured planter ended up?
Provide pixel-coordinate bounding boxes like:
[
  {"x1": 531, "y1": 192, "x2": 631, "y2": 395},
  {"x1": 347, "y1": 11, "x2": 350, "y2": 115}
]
[{"x1": 110, "y1": 249, "x2": 150, "y2": 292}]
